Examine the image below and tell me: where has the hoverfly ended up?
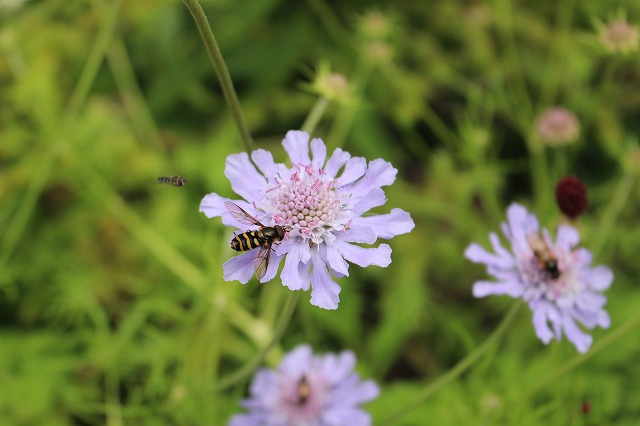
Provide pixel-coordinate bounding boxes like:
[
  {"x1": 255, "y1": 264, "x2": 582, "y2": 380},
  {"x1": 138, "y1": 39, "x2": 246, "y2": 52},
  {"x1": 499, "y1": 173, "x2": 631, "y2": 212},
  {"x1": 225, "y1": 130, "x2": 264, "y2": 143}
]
[
  {"x1": 296, "y1": 375, "x2": 311, "y2": 404},
  {"x1": 157, "y1": 176, "x2": 187, "y2": 187},
  {"x1": 527, "y1": 233, "x2": 560, "y2": 279},
  {"x1": 225, "y1": 201, "x2": 285, "y2": 281}
]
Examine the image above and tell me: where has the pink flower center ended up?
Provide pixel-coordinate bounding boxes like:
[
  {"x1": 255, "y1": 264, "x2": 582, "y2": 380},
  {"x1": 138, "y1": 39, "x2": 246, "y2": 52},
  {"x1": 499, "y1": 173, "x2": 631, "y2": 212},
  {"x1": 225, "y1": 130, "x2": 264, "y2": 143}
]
[{"x1": 266, "y1": 164, "x2": 351, "y2": 244}]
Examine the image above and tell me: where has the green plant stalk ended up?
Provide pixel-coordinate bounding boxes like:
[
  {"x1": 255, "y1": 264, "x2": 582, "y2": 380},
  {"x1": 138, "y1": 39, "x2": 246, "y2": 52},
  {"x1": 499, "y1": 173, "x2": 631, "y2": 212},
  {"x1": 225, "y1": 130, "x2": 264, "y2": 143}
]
[
  {"x1": 183, "y1": 0, "x2": 254, "y2": 152},
  {"x1": 519, "y1": 307, "x2": 640, "y2": 399},
  {"x1": 301, "y1": 96, "x2": 330, "y2": 134},
  {"x1": 216, "y1": 292, "x2": 300, "y2": 391},
  {"x1": 0, "y1": 0, "x2": 123, "y2": 278},
  {"x1": 107, "y1": 38, "x2": 164, "y2": 150},
  {"x1": 528, "y1": 138, "x2": 551, "y2": 212},
  {"x1": 379, "y1": 302, "x2": 523, "y2": 426},
  {"x1": 105, "y1": 364, "x2": 123, "y2": 426},
  {"x1": 590, "y1": 171, "x2": 636, "y2": 258},
  {"x1": 328, "y1": 57, "x2": 372, "y2": 150}
]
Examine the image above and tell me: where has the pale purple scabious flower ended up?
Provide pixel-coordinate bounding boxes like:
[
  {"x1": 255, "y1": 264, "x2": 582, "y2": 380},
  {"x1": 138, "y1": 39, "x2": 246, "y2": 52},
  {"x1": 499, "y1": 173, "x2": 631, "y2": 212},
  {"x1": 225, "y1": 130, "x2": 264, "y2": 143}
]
[
  {"x1": 465, "y1": 203, "x2": 613, "y2": 353},
  {"x1": 228, "y1": 344, "x2": 380, "y2": 426},
  {"x1": 199, "y1": 130, "x2": 414, "y2": 310}
]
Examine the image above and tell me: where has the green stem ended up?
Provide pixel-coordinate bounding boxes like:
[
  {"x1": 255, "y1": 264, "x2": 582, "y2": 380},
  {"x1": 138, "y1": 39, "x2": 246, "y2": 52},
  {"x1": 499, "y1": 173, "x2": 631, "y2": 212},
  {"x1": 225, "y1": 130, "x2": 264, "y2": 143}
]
[
  {"x1": 518, "y1": 308, "x2": 640, "y2": 399},
  {"x1": 216, "y1": 291, "x2": 300, "y2": 391},
  {"x1": 0, "y1": 0, "x2": 123, "y2": 278},
  {"x1": 529, "y1": 140, "x2": 551, "y2": 212},
  {"x1": 107, "y1": 38, "x2": 164, "y2": 150},
  {"x1": 301, "y1": 96, "x2": 330, "y2": 135},
  {"x1": 68, "y1": 0, "x2": 124, "y2": 116},
  {"x1": 379, "y1": 302, "x2": 523, "y2": 426},
  {"x1": 182, "y1": 0, "x2": 254, "y2": 152},
  {"x1": 590, "y1": 171, "x2": 636, "y2": 258}
]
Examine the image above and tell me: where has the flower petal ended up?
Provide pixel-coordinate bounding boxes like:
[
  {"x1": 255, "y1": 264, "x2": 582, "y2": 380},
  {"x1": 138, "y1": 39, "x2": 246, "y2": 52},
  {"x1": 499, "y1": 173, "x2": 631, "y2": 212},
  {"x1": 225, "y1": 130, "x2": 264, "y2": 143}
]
[
  {"x1": 280, "y1": 240, "x2": 311, "y2": 291},
  {"x1": 347, "y1": 158, "x2": 397, "y2": 197},
  {"x1": 225, "y1": 153, "x2": 268, "y2": 203},
  {"x1": 324, "y1": 148, "x2": 351, "y2": 177},
  {"x1": 251, "y1": 149, "x2": 279, "y2": 185},
  {"x1": 199, "y1": 192, "x2": 227, "y2": 218},
  {"x1": 342, "y1": 226, "x2": 377, "y2": 244},
  {"x1": 465, "y1": 242, "x2": 513, "y2": 270},
  {"x1": 336, "y1": 156, "x2": 367, "y2": 187},
  {"x1": 352, "y1": 208, "x2": 414, "y2": 239},
  {"x1": 309, "y1": 252, "x2": 341, "y2": 310},
  {"x1": 472, "y1": 280, "x2": 523, "y2": 298},
  {"x1": 531, "y1": 301, "x2": 555, "y2": 344},
  {"x1": 325, "y1": 243, "x2": 350, "y2": 276},
  {"x1": 562, "y1": 313, "x2": 593, "y2": 353},
  {"x1": 555, "y1": 224, "x2": 581, "y2": 250},
  {"x1": 335, "y1": 240, "x2": 392, "y2": 268},
  {"x1": 582, "y1": 265, "x2": 613, "y2": 291},
  {"x1": 323, "y1": 409, "x2": 372, "y2": 426},
  {"x1": 311, "y1": 137, "x2": 327, "y2": 170},
  {"x1": 282, "y1": 130, "x2": 311, "y2": 165},
  {"x1": 259, "y1": 251, "x2": 284, "y2": 283},
  {"x1": 223, "y1": 252, "x2": 257, "y2": 284},
  {"x1": 352, "y1": 187, "x2": 386, "y2": 216},
  {"x1": 279, "y1": 344, "x2": 313, "y2": 376}
]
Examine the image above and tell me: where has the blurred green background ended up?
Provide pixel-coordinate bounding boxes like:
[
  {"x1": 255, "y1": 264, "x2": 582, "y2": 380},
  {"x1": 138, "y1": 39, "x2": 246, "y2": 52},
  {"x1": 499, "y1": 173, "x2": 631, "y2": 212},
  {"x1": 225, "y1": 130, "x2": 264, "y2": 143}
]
[{"x1": 2, "y1": 0, "x2": 640, "y2": 424}]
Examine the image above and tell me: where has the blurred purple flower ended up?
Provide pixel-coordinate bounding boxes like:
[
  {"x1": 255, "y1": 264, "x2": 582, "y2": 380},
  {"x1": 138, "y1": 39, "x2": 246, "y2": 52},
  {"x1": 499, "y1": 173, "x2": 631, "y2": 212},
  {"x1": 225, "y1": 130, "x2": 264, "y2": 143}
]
[
  {"x1": 200, "y1": 130, "x2": 414, "y2": 310},
  {"x1": 465, "y1": 203, "x2": 613, "y2": 353},
  {"x1": 228, "y1": 344, "x2": 380, "y2": 426}
]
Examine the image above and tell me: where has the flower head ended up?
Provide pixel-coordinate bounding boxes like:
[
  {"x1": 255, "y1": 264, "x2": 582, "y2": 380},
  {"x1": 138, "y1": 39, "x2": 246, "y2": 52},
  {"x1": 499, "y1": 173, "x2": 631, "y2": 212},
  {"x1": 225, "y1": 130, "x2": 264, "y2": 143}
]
[
  {"x1": 600, "y1": 19, "x2": 639, "y2": 54},
  {"x1": 555, "y1": 176, "x2": 588, "y2": 219},
  {"x1": 465, "y1": 203, "x2": 613, "y2": 353},
  {"x1": 535, "y1": 107, "x2": 580, "y2": 146},
  {"x1": 200, "y1": 130, "x2": 414, "y2": 309},
  {"x1": 229, "y1": 344, "x2": 380, "y2": 426}
]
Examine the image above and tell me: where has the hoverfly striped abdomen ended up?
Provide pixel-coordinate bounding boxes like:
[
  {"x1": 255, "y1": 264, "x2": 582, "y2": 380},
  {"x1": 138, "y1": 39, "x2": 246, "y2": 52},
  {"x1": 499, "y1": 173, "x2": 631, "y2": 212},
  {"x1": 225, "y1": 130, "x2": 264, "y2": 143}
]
[
  {"x1": 231, "y1": 230, "x2": 264, "y2": 252},
  {"x1": 157, "y1": 176, "x2": 187, "y2": 187}
]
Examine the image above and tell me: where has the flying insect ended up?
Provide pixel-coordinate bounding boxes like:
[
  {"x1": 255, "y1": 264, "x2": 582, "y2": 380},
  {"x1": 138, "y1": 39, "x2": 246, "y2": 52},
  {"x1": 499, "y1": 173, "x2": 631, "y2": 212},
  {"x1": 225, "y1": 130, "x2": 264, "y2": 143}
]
[{"x1": 157, "y1": 176, "x2": 187, "y2": 187}]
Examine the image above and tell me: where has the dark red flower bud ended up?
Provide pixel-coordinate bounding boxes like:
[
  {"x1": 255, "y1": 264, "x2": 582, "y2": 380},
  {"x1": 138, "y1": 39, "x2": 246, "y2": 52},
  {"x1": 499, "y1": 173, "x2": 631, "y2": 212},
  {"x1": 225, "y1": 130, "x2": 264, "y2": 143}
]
[{"x1": 556, "y1": 176, "x2": 588, "y2": 219}]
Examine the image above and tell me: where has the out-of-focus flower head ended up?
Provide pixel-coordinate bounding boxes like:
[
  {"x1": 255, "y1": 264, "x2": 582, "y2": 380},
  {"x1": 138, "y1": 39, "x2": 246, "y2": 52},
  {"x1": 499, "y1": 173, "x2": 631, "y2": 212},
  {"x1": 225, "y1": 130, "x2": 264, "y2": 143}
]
[
  {"x1": 555, "y1": 176, "x2": 588, "y2": 219},
  {"x1": 306, "y1": 62, "x2": 352, "y2": 105},
  {"x1": 228, "y1": 344, "x2": 380, "y2": 426},
  {"x1": 200, "y1": 131, "x2": 414, "y2": 310},
  {"x1": 357, "y1": 10, "x2": 394, "y2": 41},
  {"x1": 597, "y1": 15, "x2": 639, "y2": 54},
  {"x1": 465, "y1": 203, "x2": 613, "y2": 353},
  {"x1": 535, "y1": 107, "x2": 581, "y2": 146}
]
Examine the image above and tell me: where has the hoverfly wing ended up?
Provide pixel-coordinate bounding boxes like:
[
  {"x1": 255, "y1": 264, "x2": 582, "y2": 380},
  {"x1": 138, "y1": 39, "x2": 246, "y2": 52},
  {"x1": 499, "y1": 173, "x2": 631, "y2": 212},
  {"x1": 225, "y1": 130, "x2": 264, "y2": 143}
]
[
  {"x1": 224, "y1": 201, "x2": 264, "y2": 227},
  {"x1": 254, "y1": 245, "x2": 271, "y2": 282}
]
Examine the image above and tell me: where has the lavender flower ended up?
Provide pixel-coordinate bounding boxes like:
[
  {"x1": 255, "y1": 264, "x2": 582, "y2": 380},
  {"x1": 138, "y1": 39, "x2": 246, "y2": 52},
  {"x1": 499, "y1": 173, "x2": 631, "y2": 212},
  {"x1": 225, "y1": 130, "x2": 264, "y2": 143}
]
[
  {"x1": 228, "y1": 345, "x2": 380, "y2": 426},
  {"x1": 200, "y1": 130, "x2": 414, "y2": 310},
  {"x1": 465, "y1": 203, "x2": 613, "y2": 353}
]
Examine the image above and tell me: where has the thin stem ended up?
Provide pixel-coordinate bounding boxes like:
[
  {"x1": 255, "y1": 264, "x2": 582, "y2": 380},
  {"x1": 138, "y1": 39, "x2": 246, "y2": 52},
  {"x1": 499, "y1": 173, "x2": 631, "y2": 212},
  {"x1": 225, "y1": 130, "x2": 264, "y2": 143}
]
[
  {"x1": 518, "y1": 308, "x2": 640, "y2": 399},
  {"x1": 379, "y1": 302, "x2": 523, "y2": 426},
  {"x1": 301, "y1": 96, "x2": 330, "y2": 135},
  {"x1": 182, "y1": 0, "x2": 254, "y2": 152},
  {"x1": 590, "y1": 171, "x2": 636, "y2": 258},
  {"x1": 0, "y1": 0, "x2": 123, "y2": 277},
  {"x1": 68, "y1": 0, "x2": 124, "y2": 117},
  {"x1": 528, "y1": 139, "x2": 551, "y2": 212},
  {"x1": 216, "y1": 291, "x2": 300, "y2": 391},
  {"x1": 107, "y1": 38, "x2": 164, "y2": 150}
]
